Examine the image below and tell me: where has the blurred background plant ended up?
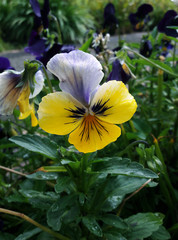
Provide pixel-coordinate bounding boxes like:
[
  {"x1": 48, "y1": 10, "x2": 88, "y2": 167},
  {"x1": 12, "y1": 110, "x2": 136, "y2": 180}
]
[{"x1": 0, "y1": 0, "x2": 176, "y2": 51}]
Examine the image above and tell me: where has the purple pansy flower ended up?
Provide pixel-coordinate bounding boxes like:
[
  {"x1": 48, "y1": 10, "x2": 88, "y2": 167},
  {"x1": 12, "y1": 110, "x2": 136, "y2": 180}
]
[
  {"x1": 158, "y1": 10, "x2": 178, "y2": 38},
  {"x1": 36, "y1": 43, "x2": 75, "y2": 67},
  {"x1": 0, "y1": 57, "x2": 14, "y2": 73},
  {"x1": 107, "y1": 59, "x2": 131, "y2": 84},
  {"x1": 140, "y1": 39, "x2": 152, "y2": 58},
  {"x1": 129, "y1": 4, "x2": 153, "y2": 31},
  {"x1": 103, "y1": 3, "x2": 118, "y2": 34}
]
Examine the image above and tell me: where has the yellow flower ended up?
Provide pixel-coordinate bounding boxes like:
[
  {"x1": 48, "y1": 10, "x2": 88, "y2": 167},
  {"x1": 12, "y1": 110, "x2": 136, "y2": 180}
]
[
  {"x1": 38, "y1": 50, "x2": 137, "y2": 153},
  {"x1": 0, "y1": 66, "x2": 44, "y2": 126}
]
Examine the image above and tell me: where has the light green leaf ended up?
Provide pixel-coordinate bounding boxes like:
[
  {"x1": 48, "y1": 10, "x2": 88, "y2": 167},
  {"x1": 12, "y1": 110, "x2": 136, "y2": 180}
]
[
  {"x1": 26, "y1": 171, "x2": 59, "y2": 180},
  {"x1": 79, "y1": 35, "x2": 93, "y2": 52},
  {"x1": 9, "y1": 135, "x2": 58, "y2": 160}
]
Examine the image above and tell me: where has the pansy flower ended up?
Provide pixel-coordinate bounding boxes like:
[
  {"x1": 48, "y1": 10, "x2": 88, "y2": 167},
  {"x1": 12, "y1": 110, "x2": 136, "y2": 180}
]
[
  {"x1": 0, "y1": 57, "x2": 14, "y2": 73},
  {"x1": 36, "y1": 43, "x2": 75, "y2": 67},
  {"x1": 158, "y1": 10, "x2": 178, "y2": 38},
  {"x1": 38, "y1": 50, "x2": 137, "y2": 153},
  {"x1": 129, "y1": 4, "x2": 153, "y2": 31},
  {"x1": 107, "y1": 59, "x2": 132, "y2": 84},
  {"x1": 140, "y1": 39, "x2": 152, "y2": 58},
  {"x1": 103, "y1": 3, "x2": 118, "y2": 34},
  {"x1": 25, "y1": 0, "x2": 50, "y2": 56},
  {"x1": 0, "y1": 62, "x2": 44, "y2": 127}
]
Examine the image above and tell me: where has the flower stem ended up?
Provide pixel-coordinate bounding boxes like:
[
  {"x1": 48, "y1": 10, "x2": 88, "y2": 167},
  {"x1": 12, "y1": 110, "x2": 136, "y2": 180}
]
[
  {"x1": 123, "y1": 46, "x2": 178, "y2": 78},
  {"x1": 0, "y1": 165, "x2": 26, "y2": 177},
  {"x1": 50, "y1": 14, "x2": 63, "y2": 44},
  {"x1": 30, "y1": 60, "x2": 53, "y2": 93},
  {"x1": 0, "y1": 208, "x2": 69, "y2": 240},
  {"x1": 157, "y1": 69, "x2": 163, "y2": 132},
  {"x1": 117, "y1": 178, "x2": 152, "y2": 216},
  {"x1": 173, "y1": 41, "x2": 176, "y2": 67},
  {"x1": 120, "y1": 124, "x2": 132, "y2": 159}
]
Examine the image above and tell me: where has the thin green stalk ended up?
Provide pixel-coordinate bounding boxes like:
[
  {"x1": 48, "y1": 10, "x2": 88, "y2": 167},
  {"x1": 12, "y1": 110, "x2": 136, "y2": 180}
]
[
  {"x1": 50, "y1": 14, "x2": 63, "y2": 44},
  {"x1": 13, "y1": 113, "x2": 22, "y2": 134},
  {"x1": 123, "y1": 46, "x2": 178, "y2": 78},
  {"x1": 154, "y1": 138, "x2": 176, "y2": 203},
  {"x1": 80, "y1": 154, "x2": 89, "y2": 193},
  {"x1": 30, "y1": 60, "x2": 53, "y2": 93},
  {"x1": 157, "y1": 70, "x2": 163, "y2": 130},
  {"x1": 117, "y1": 178, "x2": 152, "y2": 216},
  {"x1": 120, "y1": 124, "x2": 132, "y2": 159},
  {"x1": 0, "y1": 208, "x2": 69, "y2": 240},
  {"x1": 173, "y1": 41, "x2": 176, "y2": 67},
  {"x1": 117, "y1": 140, "x2": 149, "y2": 157}
]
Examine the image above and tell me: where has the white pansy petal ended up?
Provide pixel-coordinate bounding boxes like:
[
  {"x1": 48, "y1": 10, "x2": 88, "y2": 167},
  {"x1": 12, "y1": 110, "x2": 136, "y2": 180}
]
[
  {"x1": 0, "y1": 71, "x2": 23, "y2": 115},
  {"x1": 47, "y1": 50, "x2": 104, "y2": 106},
  {"x1": 29, "y1": 70, "x2": 44, "y2": 99}
]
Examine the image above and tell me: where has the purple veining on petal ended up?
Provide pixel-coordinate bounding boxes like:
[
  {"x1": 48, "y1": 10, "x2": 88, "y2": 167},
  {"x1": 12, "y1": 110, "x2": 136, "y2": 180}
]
[{"x1": 47, "y1": 50, "x2": 104, "y2": 106}]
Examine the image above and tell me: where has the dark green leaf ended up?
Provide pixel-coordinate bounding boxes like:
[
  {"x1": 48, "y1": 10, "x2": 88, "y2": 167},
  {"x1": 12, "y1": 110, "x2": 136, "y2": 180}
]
[
  {"x1": 91, "y1": 157, "x2": 158, "y2": 179},
  {"x1": 104, "y1": 229, "x2": 127, "y2": 240},
  {"x1": 55, "y1": 176, "x2": 76, "y2": 194},
  {"x1": 15, "y1": 228, "x2": 42, "y2": 240},
  {"x1": 9, "y1": 134, "x2": 58, "y2": 160},
  {"x1": 0, "y1": 233, "x2": 14, "y2": 240},
  {"x1": 47, "y1": 194, "x2": 79, "y2": 231},
  {"x1": 151, "y1": 225, "x2": 171, "y2": 240},
  {"x1": 99, "y1": 214, "x2": 128, "y2": 229},
  {"x1": 20, "y1": 190, "x2": 58, "y2": 209},
  {"x1": 124, "y1": 212, "x2": 164, "y2": 240},
  {"x1": 82, "y1": 216, "x2": 103, "y2": 237}
]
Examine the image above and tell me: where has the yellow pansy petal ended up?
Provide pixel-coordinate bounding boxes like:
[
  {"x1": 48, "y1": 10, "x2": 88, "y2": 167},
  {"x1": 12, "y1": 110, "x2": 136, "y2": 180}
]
[
  {"x1": 31, "y1": 109, "x2": 38, "y2": 127},
  {"x1": 90, "y1": 80, "x2": 137, "y2": 124},
  {"x1": 38, "y1": 92, "x2": 86, "y2": 135},
  {"x1": 69, "y1": 115, "x2": 121, "y2": 153},
  {"x1": 17, "y1": 83, "x2": 31, "y2": 116}
]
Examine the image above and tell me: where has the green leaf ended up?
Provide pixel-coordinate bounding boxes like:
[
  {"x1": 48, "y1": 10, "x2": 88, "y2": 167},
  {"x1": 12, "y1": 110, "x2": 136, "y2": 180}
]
[
  {"x1": 82, "y1": 216, "x2": 103, "y2": 237},
  {"x1": 9, "y1": 135, "x2": 58, "y2": 160},
  {"x1": 79, "y1": 35, "x2": 93, "y2": 52},
  {"x1": 91, "y1": 157, "x2": 158, "y2": 179},
  {"x1": 0, "y1": 233, "x2": 14, "y2": 240},
  {"x1": 104, "y1": 229, "x2": 127, "y2": 240},
  {"x1": 132, "y1": 118, "x2": 152, "y2": 139},
  {"x1": 20, "y1": 190, "x2": 58, "y2": 209},
  {"x1": 55, "y1": 176, "x2": 76, "y2": 194},
  {"x1": 98, "y1": 214, "x2": 128, "y2": 229},
  {"x1": 124, "y1": 212, "x2": 164, "y2": 240},
  {"x1": 151, "y1": 225, "x2": 171, "y2": 240},
  {"x1": 47, "y1": 194, "x2": 79, "y2": 231},
  {"x1": 15, "y1": 228, "x2": 42, "y2": 240},
  {"x1": 26, "y1": 171, "x2": 59, "y2": 180}
]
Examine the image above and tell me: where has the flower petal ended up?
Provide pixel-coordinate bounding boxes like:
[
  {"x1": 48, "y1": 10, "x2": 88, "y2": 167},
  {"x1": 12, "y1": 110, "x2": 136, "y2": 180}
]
[
  {"x1": 90, "y1": 80, "x2": 137, "y2": 124},
  {"x1": 69, "y1": 115, "x2": 121, "y2": 153},
  {"x1": 47, "y1": 50, "x2": 104, "y2": 106},
  {"x1": 29, "y1": 70, "x2": 44, "y2": 99},
  {"x1": 0, "y1": 71, "x2": 22, "y2": 115},
  {"x1": 30, "y1": 0, "x2": 41, "y2": 17},
  {"x1": 38, "y1": 92, "x2": 86, "y2": 135}
]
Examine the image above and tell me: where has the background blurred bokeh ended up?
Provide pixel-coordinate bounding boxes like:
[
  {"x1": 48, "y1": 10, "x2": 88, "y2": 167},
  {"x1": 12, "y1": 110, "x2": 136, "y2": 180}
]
[{"x1": 0, "y1": 0, "x2": 177, "y2": 51}]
